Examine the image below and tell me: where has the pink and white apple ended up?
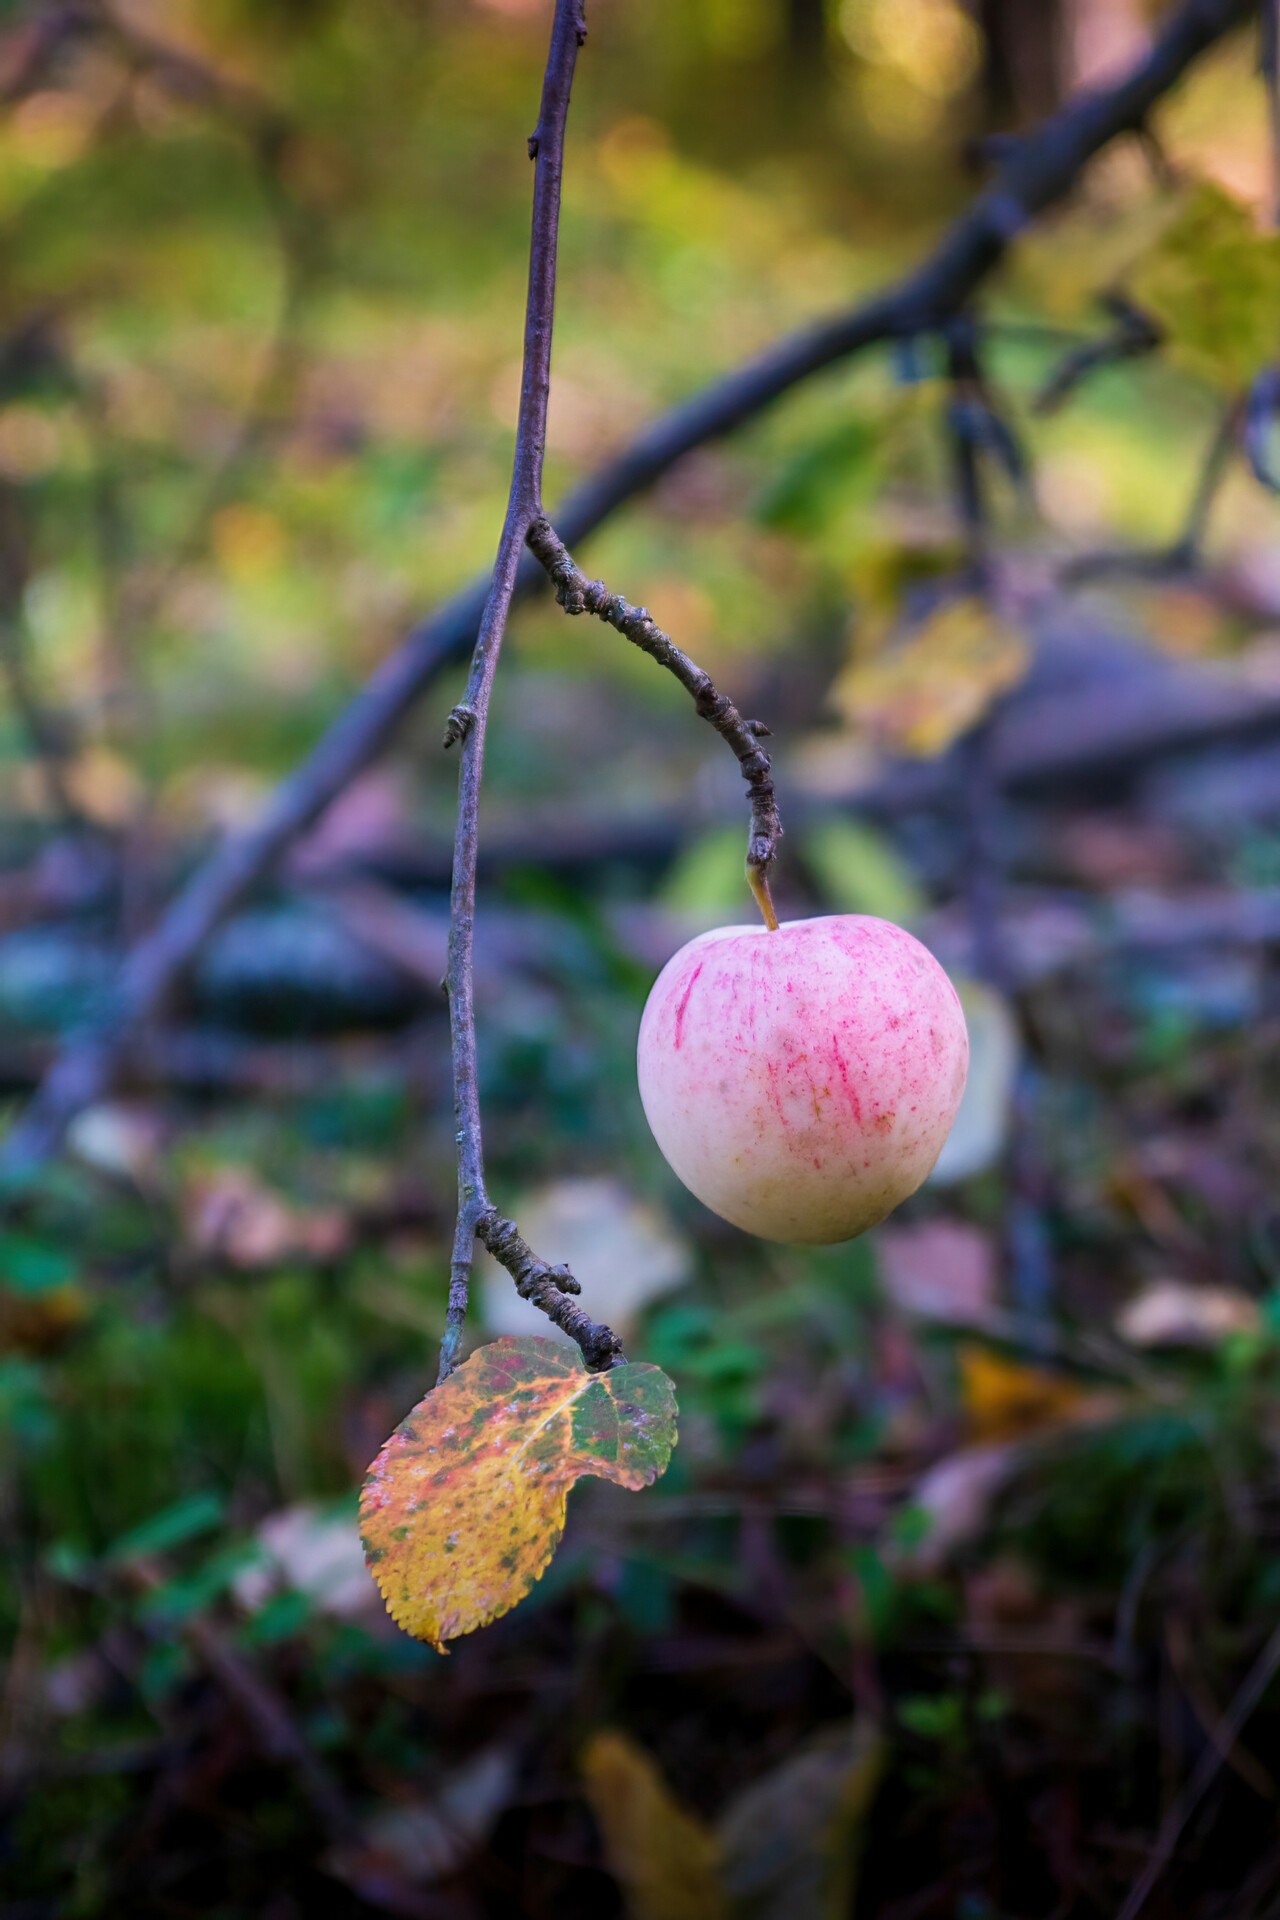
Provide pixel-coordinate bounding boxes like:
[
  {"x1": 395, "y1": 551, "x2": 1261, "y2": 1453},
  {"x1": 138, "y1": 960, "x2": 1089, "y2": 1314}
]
[{"x1": 637, "y1": 914, "x2": 968, "y2": 1244}]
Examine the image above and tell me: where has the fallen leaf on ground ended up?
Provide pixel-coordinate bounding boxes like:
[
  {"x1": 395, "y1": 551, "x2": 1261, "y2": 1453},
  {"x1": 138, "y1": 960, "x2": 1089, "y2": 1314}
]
[
  {"x1": 892, "y1": 1441, "x2": 1026, "y2": 1572},
  {"x1": 184, "y1": 1167, "x2": 351, "y2": 1269},
  {"x1": 717, "y1": 1720, "x2": 885, "y2": 1920},
  {"x1": 234, "y1": 1503, "x2": 378, "y2": 1619},
  {"x1": 582, "y1": 1729, "x2": 726, "y2": 1920},
  {"x1": 875, "y1": 1219, "x2": 997, "y2": 1325},
  {"x1": 1116, "y1": 1279, "x2": 1259, "y2": 1348},
  {"x1": 67, "y1": 1102, "x2": 167, "y2": 1186},
  {"x1": 328, "y1": 1745, "x2": 517, "y2": 1894},
  {"x1": 581, "y1": 1719, "x2": 885, "y2": 1920},
  {"x1": 958, "y1": 1345, "x2": 1088, "y2": 1444}
]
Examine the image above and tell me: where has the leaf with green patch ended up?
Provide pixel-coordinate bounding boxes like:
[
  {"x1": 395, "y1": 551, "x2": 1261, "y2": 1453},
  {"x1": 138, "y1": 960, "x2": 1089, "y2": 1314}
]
[
  {"x1": 360, "y1": 1337, "x2": 677, "y2": 1651},
  {"x1": 800, "y1": 816, "x2": 925, "y2": 925}
]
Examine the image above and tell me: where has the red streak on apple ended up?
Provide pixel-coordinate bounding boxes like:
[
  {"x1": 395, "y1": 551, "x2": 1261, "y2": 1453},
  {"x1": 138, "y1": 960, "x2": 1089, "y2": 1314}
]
[{"x1": 637, "y1": 914, "x2": 969, "y2": 1244}]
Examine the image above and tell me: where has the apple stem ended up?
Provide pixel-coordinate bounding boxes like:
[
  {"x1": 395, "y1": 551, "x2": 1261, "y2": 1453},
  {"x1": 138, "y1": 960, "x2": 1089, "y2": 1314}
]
[
  {"x1": 526, "y1": 517, "x2": 784, "y2": 891},
  {"x1": 749, "y1": 864, "x2": 780, "y2": 931}
]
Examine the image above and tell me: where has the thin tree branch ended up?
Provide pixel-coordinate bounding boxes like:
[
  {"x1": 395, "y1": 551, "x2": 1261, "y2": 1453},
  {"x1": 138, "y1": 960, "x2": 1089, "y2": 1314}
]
[
  {"x1": 1173, "y1": 395, "x2": 1243, "y2": 561},
  {"x1": 0, "y1": 0, "x2": 1254, "y2": 1181},
  {"x1": 526, "y1": 515, "x2": 781, "y2": 923},
  {"x1": 434, "y1": 0, "x2": 625, "y2": 1382},
  {"x1": 1063, "y1": 394, "x2": 1242, "y2": 582},
  {"x1": 1032, "y1": 293, "x2": 1161, "y2": 416},
  {"x1": 475, "y1": 1207, "x2": 621, "y2": 1371}
]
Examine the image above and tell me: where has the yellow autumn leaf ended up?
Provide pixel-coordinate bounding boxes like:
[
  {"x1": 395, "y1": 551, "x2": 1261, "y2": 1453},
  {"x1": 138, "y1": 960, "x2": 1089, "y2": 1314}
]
[
  {"x1": 957, "y1": 1344, "x2": 1087, "y2": 1445},
  {"x1": 582, "y1": 1730, "x2": 727, "y2": 1920},
  {"x1": 834, "y1": 596, "x2": 1028, "y2": 758},
  {"x1": 360, "y1": 1336, "x2": 677, "y2": 1652},
  {"x1": 1009, "y1": 191, "x2": 1179, "y2": 323},
  {"x1": 1125, "y1": 180, "x2": 1280, "y2": 392},
  {"x1": 582, "y1": 1721, "x2": 886, "y2": 1920}
]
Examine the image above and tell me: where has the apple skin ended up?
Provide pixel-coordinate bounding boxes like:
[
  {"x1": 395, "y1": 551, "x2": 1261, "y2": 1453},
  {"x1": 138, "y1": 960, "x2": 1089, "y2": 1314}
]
[{"x1": 637, "y1": 914, "x2": 969, "y2": 1244}]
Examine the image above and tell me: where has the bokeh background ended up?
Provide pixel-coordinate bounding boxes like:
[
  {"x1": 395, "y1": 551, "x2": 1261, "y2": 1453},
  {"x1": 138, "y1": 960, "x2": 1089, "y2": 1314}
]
[{"x1": 5, "y1": 1, "x2": 1280, "y2": 1915}]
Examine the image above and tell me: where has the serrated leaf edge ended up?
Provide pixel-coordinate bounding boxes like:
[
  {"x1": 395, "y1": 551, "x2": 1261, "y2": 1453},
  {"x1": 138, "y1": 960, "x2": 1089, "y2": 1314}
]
[{"x1": 358, "y1": 1345, "x2": 676, "y2": 1651}]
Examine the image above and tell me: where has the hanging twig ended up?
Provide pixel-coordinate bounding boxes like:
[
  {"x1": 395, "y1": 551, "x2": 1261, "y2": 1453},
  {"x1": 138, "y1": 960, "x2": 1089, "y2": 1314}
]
[
  {"x1": 0, "y1": 0, "x2": 1255, "y2": 1182},
  {"x1": 525, "y1": 516, "x2": 781, "y2": 925},
  {"x1": 435, "y1": 0, "x2": 624, "y2": 1383}
]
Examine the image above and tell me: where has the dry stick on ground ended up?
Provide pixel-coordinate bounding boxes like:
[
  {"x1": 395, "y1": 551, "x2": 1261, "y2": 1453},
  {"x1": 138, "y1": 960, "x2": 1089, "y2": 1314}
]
[
  {"x1": 0, "y1": 0, "x2": 1255, "y2": 1182},
  {"x1": 1116, "y1": 1622, "x2": 1280, "y2": 1920},
  {"x1": 434, "y1": 0, "x2": 625, "y2": 1382},
  {"x1": 525, "y1": 516, "x2": 782, "y2": 925}
]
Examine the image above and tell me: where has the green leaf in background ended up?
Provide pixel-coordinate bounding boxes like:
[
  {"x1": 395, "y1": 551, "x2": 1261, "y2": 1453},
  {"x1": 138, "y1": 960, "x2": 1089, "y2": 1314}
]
[
  {"x1": 657, "y1": 824, "x2": 753, "y2": 921},
  {"x1": 800, "y1": 814, "x2": 925, "y2": 924},
  {"x1": 0, "y1": 1356, "x2": 54, "y2": 1448},
  {"x1": 754, "y1": 414, "x2": 886, "y2": 534},
  {"x1": 139, "y1": 1540, "x2": 262, "y2": 1625},
  {"x1": 104, "y1": 1490, "x2": 228, "y2": 1566},
  {"x1": 1125, "y1": 180, "x2": 1280, "y2": 392},
  {"x1": 0, "y1": 1233, "x2": 76, "y2": 1295}
]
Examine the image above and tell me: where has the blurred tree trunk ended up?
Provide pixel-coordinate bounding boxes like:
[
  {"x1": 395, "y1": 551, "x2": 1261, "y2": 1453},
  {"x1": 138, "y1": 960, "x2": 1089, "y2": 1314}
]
[
  {"x1": 977, "y1": 0, "x2": 1067, "y2": 122},
  {"x1": 785, "y1": 0, "x2": 828, "y2": 65}
]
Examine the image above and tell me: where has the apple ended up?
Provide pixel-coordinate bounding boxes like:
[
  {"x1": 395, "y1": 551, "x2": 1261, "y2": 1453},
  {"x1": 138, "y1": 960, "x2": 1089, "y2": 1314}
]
[{"x1": 637, "y1": 914, "x2": 969, "y2": 1244}]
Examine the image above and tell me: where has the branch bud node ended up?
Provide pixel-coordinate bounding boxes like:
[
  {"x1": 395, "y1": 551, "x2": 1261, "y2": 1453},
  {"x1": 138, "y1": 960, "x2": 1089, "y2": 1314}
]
[{"x1": 442, "y1": 703, "x2": 477, "y2": 748}]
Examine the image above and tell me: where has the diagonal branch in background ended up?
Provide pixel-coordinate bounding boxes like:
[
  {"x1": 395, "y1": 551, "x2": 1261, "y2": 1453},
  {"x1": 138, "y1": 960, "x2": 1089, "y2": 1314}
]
[
  {"x1": 0, "y1": 0, "x2": 1255, "y2": 1181},
  {"x1": 526, "y1": 516, "x2": 781, "y2": 926},
  {"x1": 434, "y1": 0, "x2": 625, "y2": 1382}
]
